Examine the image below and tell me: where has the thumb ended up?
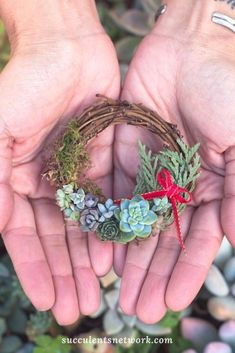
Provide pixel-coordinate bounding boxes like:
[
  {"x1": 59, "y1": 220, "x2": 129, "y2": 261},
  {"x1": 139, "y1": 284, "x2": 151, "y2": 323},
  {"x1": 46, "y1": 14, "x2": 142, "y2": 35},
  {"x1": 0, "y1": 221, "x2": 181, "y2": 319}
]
[
  {"x1": 0, "y1": 129, "x2": 14, "y2": 231},
  {"x1": 221, "y1": 145, "x2": 235, "y2": 247}
]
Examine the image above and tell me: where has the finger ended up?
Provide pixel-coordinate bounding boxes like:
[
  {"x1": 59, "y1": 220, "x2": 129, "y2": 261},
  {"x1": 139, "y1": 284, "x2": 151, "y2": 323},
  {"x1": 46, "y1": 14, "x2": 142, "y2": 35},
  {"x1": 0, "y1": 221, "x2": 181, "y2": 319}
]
[
  {"x1": 86, "y1": 128, "x2": 113, "y2": 276},
  {"x1": 66, "y1": 221, "x2": 100, "y2": 315},
  {"x1": 113, "y1": 120, "x2": 162, "y2": 277},
  {"x1": 0, "y1": 135, "x2": 14, "y2": 231},
  {"x1": 113, "y1": 244, "x2": 127, "y2": 277},
  {"x1": 2, "y1": 194, "x2": 54, "y2": 310},
  {"x1": 112, "y1": 136, "x2": 139, "y2": 278},
  {"x1": 166, "y1": 201, "x2": 223, "y2": 311},
  {"x1": 113, "y1": 127, "x2": 139, "y2": 279},
  {"x1": 136, "y1": 206, "x2": 194, "y2": 324},
  {"x1": 119, "y1": 233, "x2": 160, "y2": 316},
  {"x1": 88, "y1": 231, "x2": 113, "y2": 276},
  {"x1": 32, "y1": 196, "x2": 80, "y2": 326},
  {"x1": 222, "y1": 146, "x2": 235, "y2": 246}
]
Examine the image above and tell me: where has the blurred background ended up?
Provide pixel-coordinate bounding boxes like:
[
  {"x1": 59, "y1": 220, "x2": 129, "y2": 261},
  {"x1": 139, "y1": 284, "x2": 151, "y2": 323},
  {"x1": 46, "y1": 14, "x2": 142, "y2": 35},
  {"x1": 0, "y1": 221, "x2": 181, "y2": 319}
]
[{"x1": 1, "y1": 1, "x2": 235, "y2": 353}]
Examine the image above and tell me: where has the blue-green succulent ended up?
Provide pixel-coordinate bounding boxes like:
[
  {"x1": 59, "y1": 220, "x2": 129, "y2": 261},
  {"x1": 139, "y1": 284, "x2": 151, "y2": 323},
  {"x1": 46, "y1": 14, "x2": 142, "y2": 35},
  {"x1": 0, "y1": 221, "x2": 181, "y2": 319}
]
[
  {"x1": 62, "y1": 184, "x2": 74, "y2": 194},
  {"x1": 84, "y1": 193, "x2": 99, "y2": 208},
  {"x1": 56, "y1": 185, "x2": 73, "y2": 210},
  {"x1": 56, "y1": 185, "x2": 84, "y2": 221},
  {"x1": 80, "y1": 208, "x2": 101, "y2": 232},
  {"x1": 63, "y1": 206, "x2": 80, "y2": 222},
  {"x1": 97, "y1": 199, "x2": 118, "y2": 222},
  {"x1": 115, "y1": 196, "x2": 157, "y2": 238},
  {"x1": 152, "y1": 196, "x2": 171, "y2": 214},
  {"x1": 70, "y1": 188, "x2": 85, "y2": 210}
]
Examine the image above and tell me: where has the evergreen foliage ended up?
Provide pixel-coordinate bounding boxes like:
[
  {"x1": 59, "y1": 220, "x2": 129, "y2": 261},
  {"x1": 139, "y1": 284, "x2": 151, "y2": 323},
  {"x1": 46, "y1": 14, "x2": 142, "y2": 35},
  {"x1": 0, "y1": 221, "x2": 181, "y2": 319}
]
[
  {"x1": 134, "y1": 139, "x2": 200, "y2": 225},
  {"x1": 158, "y1": 139, "x2": 200, "y2": 189},
  {"x1": 134, "y1": 141, "x2": 159, "y2": 195},
  {"x1": 135, "y1": 139, "x2": 200, "y2": 195}
]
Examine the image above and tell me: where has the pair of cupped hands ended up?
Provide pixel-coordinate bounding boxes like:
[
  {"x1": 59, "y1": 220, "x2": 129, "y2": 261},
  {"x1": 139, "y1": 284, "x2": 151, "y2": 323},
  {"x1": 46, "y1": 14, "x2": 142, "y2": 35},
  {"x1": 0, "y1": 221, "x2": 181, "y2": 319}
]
[{"x1": 1, "y1": 5, "x2": 235, "y2": 326}]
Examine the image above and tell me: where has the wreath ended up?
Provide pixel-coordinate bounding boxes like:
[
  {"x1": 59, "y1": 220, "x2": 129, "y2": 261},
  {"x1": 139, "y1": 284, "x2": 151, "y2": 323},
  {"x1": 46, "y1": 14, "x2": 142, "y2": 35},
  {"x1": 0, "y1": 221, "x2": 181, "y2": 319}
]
[{"x1": 44, "y1": 96, "x2": 200, "y2": 250}]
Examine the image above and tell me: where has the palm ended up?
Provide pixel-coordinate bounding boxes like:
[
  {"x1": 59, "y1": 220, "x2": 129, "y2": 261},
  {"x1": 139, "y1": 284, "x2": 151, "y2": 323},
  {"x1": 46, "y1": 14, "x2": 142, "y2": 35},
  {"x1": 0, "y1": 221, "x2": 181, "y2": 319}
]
[
  {"x1": 114, "y1": 26, "x2": 235, "y2": 323},
  {"x1": 0, "y1": 29, "x2": 120, "y2": 324}
]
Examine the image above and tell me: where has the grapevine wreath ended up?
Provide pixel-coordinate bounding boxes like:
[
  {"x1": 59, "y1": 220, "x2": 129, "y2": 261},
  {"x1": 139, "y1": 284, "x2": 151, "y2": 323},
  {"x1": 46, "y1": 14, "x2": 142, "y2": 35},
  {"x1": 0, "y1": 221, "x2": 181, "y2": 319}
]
[{"x1": 45, "y1": 96, "x2": 201, "y2": 251}]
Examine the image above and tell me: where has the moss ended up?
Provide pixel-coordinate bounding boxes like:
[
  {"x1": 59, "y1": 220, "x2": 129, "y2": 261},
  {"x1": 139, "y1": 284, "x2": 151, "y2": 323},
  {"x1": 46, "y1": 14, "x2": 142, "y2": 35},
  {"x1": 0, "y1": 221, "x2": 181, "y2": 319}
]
[{"x1": 44, "y1": 119, "x2": 102, "y2": 196}]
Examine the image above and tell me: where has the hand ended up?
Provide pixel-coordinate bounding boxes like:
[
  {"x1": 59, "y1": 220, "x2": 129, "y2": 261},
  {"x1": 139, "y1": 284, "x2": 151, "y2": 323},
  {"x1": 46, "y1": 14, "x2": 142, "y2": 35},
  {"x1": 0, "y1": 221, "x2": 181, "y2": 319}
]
[
  {"x1": 114, "y1": 0, "x2": 235, "y2": 323},
  {"x1": 0, "y1": 0, "x2": 120, "y2": 325}
]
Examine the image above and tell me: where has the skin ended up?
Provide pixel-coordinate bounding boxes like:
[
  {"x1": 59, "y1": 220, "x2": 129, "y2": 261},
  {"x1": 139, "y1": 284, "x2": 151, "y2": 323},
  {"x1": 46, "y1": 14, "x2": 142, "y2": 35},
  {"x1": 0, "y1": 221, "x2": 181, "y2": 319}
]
[
  {"x1": 1, "y1": 0, "x2": 235, "y2": 326},
  {"x1": 114, "y1": 0, "x2": 235, "y2": 323},
  {"x1": 0, "y1": 0, "x2": 120, "y2": 325}
]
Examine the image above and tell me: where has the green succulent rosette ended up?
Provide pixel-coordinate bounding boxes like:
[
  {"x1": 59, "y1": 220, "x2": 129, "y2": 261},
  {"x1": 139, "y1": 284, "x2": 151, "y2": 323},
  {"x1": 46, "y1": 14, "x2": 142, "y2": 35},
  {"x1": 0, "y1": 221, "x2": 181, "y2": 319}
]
[
  {"x1": 115, "y1": 196, "x2": 157, "y2": 239},
  {"x1": 97, "y1": 219, "x2": 120, "y2": 241}
]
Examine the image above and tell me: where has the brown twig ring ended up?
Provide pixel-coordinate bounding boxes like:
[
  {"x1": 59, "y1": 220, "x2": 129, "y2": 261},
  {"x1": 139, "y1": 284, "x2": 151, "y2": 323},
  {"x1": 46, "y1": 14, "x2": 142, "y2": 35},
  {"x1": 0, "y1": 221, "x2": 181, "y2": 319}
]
[{"x1": 45, "y1": 96, "x2": 200, "y2": 246}]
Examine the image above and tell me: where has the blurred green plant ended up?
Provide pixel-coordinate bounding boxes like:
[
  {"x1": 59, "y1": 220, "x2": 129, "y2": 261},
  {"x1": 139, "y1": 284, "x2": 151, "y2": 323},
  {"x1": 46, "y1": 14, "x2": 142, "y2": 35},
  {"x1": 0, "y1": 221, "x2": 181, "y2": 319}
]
[
  {"x1": 159, "y1": 311, "x2": 182, "y2": 330},
  {"x1": 98, "y1": 0, "x2": 161, "y2": 64},
  {"x1": 0, "y1": 264, "x2": 26, "y2": 352},
  {"x1": 33, "y1": 335, "x2": 71, "y2": 353},
  {"x1": 12, "y1": 275, "x2": 32, "y2": 309},
  {"x1": 26, "y1": 312, "x2": 53, "y2": 342},
  {"x1": 0, "y1": 256, "x2": 56, "y2": 352},
  {"x1": 97, "y1": 0, "x2": 127, "y2": 42},
  {"x1": 115, "y1": 337, "x2": 156, "y2": 353},
  {"x1": 168, "y1": 328, "x2": 192, "y2": 353}
]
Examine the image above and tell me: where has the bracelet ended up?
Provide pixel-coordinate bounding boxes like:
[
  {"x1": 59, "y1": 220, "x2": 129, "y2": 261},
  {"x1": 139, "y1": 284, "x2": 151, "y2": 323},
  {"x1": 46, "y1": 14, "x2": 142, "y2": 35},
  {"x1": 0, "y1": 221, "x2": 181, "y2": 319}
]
[{"x1": 212, "y1": 11, "x2": 235, "y2": 33}]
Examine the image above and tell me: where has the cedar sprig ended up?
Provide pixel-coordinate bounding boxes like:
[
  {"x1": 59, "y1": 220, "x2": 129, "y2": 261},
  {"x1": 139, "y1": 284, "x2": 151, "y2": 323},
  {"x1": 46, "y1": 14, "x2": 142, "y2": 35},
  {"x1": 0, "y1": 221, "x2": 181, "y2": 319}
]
[
  {"x1": 134, "y1": 139, "x2": 200, "y2": 226},
  {"x1": 135, "y1": 139, "x2": 200, "y2": 194},
  {"x1": 158, "y1": 139, "x2": 201, "y2": 190},
  {"x1": 134, "y1": 141, "x2": 158, "y2": 195}
]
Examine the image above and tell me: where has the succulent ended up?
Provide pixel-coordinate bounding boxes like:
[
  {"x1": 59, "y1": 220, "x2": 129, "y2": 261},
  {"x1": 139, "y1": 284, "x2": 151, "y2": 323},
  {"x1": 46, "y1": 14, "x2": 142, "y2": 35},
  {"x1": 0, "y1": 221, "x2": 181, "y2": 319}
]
[
  {"x1": 99, "y1": 0, "x2": 161, "y2": 65},
  {"x1": 63, "y1": 206, "x2": 80, "y2": 222},
  {"x1": 26, "y1": 311, "x2": 53, "y2": 341},
  {"x1": 97, "y1": 199, "x2": 118, "y2": 222},
  {"x1": 91, "y1": 276, "x2": 177, "y2": 346},
  {"x1": 80, "y1": 208, "x2": 101, "y2": 232},
  {"x1": 56, "y1": 190, "x2": 71, "y2": 210},
  {"x1": 84, "y1": 193, "x2": 99, "y2": 208},
  {"x1": 33, "y1": 335, "x2": 71, "y2": 353},
  {"x1": 152, "y1": 196, "x2": 171, "y2": 214},
  {"x1": 70, "y1": 188, "x2": 85, "y2": 210},
  {"x1": 56, "y1": 184, "x2": 74, "y2": 210},
  {"x1": 97, "y1": 219, "x2": 120, "y2": 241},
  {"x1": 0, "y1": 335, "x2": 23, "y2": 353},
  {"x1": 62, "y1": 184, "x2": 74, "y2": 194},
  {"x1": 11, "y1": 276, "x2": 31, "y2": 309},
  {"x1": 0, "y1": 276, "x2": 14, "y2": 317},
  {"x1": 115, "y1": 196, "x2": 157, "y2": 238},
  {"x1": 56, "y1": 186, "x2": 85, "y2": 221}
]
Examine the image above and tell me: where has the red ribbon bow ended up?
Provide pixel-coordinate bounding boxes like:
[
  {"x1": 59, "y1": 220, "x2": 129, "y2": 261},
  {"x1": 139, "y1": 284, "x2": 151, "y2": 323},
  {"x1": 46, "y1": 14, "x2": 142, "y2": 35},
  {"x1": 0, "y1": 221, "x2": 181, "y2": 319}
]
[
  {"x1": 141, "y1": 169, "x2": 192, "y2": 250},
  {"x1": 115, "y1": 169, "x2": 192, "y2": 250}
]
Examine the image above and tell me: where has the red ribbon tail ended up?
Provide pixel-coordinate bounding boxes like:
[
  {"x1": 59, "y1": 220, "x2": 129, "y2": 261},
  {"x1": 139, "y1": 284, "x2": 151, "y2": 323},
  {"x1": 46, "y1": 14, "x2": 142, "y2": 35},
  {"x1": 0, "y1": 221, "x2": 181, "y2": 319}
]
[
  {"x1": 171, "y1": 197, "x2": 186, "y2": 252},
  {"x1": 114, "y1": 199, "x2": 121, "y2": 205}
]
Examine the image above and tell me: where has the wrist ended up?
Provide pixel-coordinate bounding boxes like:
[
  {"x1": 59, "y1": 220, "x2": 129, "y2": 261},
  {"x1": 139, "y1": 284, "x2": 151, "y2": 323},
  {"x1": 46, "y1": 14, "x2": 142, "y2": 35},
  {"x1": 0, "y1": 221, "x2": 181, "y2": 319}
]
[
  {"x1": 0, "y1": 0, "x2": 102, "y2": 51},
  {"x1": 155, "y1": 0, "x2": 235, "y2": 52},
  {"x1": 162, "y1": 0, "x2": 235, "y2": 31}
]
